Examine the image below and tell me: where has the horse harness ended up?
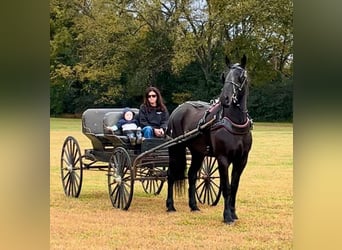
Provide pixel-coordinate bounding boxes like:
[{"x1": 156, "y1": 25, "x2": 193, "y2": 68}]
[
  {"x1": 197, "y1": 100, "x2": 253, "y2": 135},
  {"x1": 211, "y1": 115, "x2": 252, "y2": 135}
]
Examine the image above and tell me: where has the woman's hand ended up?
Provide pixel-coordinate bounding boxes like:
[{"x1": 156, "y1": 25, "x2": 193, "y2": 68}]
[{"x1": 154, "y1": 128, "x2": 164, "y2": 137}]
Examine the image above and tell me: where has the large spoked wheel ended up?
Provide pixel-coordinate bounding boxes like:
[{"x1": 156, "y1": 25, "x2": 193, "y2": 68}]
[
  {"x1": 140, "y1": 165, "x2": 165, "y2": 195},
  {"x1": 196, "y1": 156, "x2": 221, "y2": 206},
  {"x1": 60, "y1": 136, "x2": 83, "y2": 197},
  {"x1": 108, "y1": 147, "x2": 134, "y2": 210}
]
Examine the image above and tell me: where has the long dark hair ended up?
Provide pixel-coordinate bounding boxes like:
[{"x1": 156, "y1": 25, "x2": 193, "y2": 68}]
[{"x1": 143, "y1": 86, "x2": 167, "y2": 112}]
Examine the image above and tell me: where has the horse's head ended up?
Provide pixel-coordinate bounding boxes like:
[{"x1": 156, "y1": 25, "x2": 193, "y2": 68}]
[{"x1": 219, "y1": 55, "x2": 249, "y2": 110}]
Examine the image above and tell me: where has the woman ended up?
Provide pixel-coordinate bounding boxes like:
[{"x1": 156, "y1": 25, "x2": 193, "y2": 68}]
[{"x1": 139, "y1": 86, "x2": 169, "y2": 138}]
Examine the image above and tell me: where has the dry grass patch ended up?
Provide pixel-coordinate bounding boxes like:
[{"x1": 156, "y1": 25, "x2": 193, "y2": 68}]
[{"x1": 50, "y1": 119, "x2": 292, "y2": 249}]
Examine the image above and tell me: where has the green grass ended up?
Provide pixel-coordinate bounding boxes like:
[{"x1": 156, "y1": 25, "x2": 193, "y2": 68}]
[
  {"x1": 50, "y1": 118, "x2": 293, "y2": 249},
  {"x1": 50, "y1": 117, "x2": 82, "y2": 131}
]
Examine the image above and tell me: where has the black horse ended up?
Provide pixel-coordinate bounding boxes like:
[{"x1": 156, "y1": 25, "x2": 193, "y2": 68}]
[{"x1": 166, "y1": 55, "x2": 253, "y2": 224}]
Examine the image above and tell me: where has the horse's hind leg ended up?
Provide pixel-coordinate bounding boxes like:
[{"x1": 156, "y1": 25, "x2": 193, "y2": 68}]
[
  {"x1": 166, "y1": 145, "x2": 177, "y2": 211},
  {"x1": 166, "y1": 175, "x2": 176, "y2": 212},
  {"x1": 188, "y1": 152, "x2": 204, "y2": 211}
]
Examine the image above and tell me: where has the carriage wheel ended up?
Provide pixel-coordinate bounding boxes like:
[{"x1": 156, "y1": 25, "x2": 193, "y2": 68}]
[
  {"x1": 108, "y1": 147, "x2": 134, "y2": 210},
  {"x1": 196, "y1": 156, "x2": 221, "y2": 206},
  {"x1": 60, "y1": 136, "x2": 83, "y2": 197},
  {"x1": 140, "y1": 166, "x2": 165, "y2": 195}
]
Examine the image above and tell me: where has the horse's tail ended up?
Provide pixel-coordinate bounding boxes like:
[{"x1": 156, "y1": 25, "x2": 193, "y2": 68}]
[
  {"x1": 174, "y1": 178, "x2": 186, "y2": 197},
  {"x1": 168, "y1": 143, "x2": 187, "y2": 196}
]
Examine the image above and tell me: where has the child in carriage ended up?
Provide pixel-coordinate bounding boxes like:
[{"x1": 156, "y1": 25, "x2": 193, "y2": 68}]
[{"x1": 116, "y1": 107, "x2": 143, "y2": 145}]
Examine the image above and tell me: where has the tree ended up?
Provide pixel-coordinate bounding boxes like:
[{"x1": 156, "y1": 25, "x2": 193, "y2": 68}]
[
  {"x1": 50, "y1": 0, "x2": 293, "y2": 121},
  {"x1": 170, "y1": 0, "x2": 226, "y2": 100},
  {"x1": 221, "y1": 0, "x2": 293, "y2": 85}
]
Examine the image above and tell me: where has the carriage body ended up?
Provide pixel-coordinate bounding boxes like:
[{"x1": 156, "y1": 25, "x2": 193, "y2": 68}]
[
  {"x1": 81, "y1": 108, "x2": 168, "y2": 163},
  {"x1": 82, "y1": 108, "x2": 170, "y2": 168}
]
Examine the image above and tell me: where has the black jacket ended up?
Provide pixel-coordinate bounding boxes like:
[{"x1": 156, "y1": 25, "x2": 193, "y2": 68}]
[{"x1": 139, "y1": 104, "x2": 169, "y2": 130}]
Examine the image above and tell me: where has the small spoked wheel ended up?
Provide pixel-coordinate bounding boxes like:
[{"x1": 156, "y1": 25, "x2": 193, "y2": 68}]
[
  {"x1": 60, "y1": 136, "x2": 83, "y2": 197},
  {"x1": 140, "y1": 165, "x2": 165, "y2": 195},
  {"x1": 108, "y1": 147, "x2": 134, "y2": 210},
  {"x1": 196, "y1": 156, "x2": 221, "y2": 206}
]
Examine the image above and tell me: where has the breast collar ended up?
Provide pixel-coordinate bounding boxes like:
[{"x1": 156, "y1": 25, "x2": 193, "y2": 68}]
[{"x1": 211, "y1": 116, "x2": 252, "y2": 135}]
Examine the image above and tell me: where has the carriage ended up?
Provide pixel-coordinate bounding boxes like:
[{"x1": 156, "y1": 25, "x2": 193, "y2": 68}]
[
  {"x1": 60, "y1": 107, "x2": 221, "y2": 210},
  {"x1": 61, "y1": 55, "x2": 252, "y2": 224}
]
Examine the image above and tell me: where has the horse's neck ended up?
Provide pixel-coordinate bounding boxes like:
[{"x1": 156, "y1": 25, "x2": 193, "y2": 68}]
[{"x1": 223, "y1": 106, "x2": 248, "y2": 124}]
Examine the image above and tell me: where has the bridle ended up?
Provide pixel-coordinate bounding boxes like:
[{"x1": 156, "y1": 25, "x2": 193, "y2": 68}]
[{"x1": 221, "y1": 65, "x2": 248, "y2": 111}]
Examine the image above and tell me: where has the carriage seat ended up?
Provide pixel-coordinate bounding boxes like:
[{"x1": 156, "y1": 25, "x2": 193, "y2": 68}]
[{"x1": 82, "y1": 108, "x2": 139, "y2": 150}]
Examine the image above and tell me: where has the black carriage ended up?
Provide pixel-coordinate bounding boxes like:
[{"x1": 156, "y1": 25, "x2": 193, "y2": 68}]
[{"x1": 60, "y1": 108, "x2": 221, "y2": 210}]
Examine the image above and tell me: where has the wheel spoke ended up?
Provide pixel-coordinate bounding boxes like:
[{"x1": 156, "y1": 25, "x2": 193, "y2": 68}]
[
  {"x1": 62, "y1": 171, "x2": 70, "y2": 182},
  {"x1": 208, "y1": 182, "x2": 215, "y2": 204},
  {"x1": 71, "y1": 174, "x2": 77, "y2": 196},
  {"x1": 203, "y1": 184, "x2": 208, "y2": 204},
  {"x1": 111, "y1": 185, "x2": 119, "y2": 203},
  {"x1": 196, "y1": 183, "x2": 205, "y2": 200},
  {"x1": 66, "y1": 174, "x2": 72, "y2": 196},
  {"x1": 122, "y1": 186, "x2": 128, "y2": 207},
  {"x1": 210, "y1": 179, "x2": 220, "y2": 189},
  {"x1": 62, "y1": 155, "x2": 70, "y2": 166},
  {"x1": 73, "y1": 157, "x2": 80, "y2": 167},
  {"x1": 153, "y1": 180, "x2": 158, "y2": 193},
  {"x1": 73, "y1": 173, "x2": 80, "y2": 192}
]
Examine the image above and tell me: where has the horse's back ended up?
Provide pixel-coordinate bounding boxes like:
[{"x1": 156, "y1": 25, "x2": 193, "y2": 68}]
[{"x1": 167, "y1": 101, "x2": 210, "y2": 137}]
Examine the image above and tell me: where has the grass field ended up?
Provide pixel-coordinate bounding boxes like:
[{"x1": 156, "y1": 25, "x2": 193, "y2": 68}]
[{"x1": 50, "y1": 118, "x2": 293, "y2": 249}]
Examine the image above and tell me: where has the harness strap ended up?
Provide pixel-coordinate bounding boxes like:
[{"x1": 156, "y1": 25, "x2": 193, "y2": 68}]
[
  {"x1": 197, "y1": 101, "x2": 221, "y2": 129},
  {"x1": 211, "y1": 117, "x2": 252, "y2": 135}
]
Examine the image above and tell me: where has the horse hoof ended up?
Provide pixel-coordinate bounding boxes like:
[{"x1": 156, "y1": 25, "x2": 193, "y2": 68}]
[
  {"x1": 223, "y1": 220, "x2": 235, "y2": 225},
  {"x1": 232, "y1": 214, "x2": 239, "y2": 220}
]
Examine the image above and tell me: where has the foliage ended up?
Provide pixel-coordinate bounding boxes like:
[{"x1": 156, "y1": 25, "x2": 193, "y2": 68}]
[
  {"x1": 50, "y1": 0, "x2": 293, "y2": 121},
  {"x1": 249, "y1": 76, "x2": 293, "y2": 122}
]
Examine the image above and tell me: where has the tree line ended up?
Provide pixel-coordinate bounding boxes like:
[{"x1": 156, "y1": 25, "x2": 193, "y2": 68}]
[{"x1": 50, "y1": 0, "x2": 293, "y2": 122}]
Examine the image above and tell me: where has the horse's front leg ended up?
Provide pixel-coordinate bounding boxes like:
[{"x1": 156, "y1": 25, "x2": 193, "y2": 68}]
[
  {"x1": 217, "y1": 157, "x2": 234, "y2": 224},
  {"x1": 229, "y1": 158, "x2": 248, "y2": 220}
]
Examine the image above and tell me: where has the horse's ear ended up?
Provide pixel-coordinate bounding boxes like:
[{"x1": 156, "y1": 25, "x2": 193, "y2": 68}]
[
  {"x1": 225, "y1": 55, "x2": 231, "y2": 67},
  {"x1": 241, "y1": 54, "x2": 247, "y2": 68},
  {"x1": 221, "y1": 72, "x2": 225, "y2": 84}
]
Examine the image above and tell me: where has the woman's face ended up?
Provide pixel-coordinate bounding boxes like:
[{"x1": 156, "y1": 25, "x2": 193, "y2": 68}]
[{"x1": 147, "y1": 91, "x2": 157, "y2": 107}]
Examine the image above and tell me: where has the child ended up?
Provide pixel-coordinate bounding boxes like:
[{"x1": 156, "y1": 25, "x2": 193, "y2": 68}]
[{"x1": 116, "y1": 108, "x2": 142, "y2": 145}]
